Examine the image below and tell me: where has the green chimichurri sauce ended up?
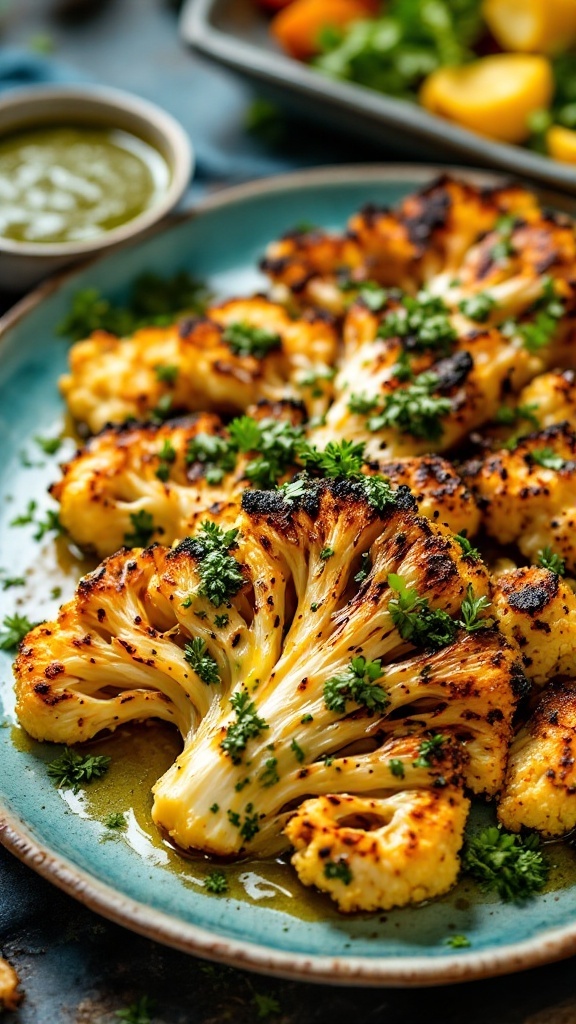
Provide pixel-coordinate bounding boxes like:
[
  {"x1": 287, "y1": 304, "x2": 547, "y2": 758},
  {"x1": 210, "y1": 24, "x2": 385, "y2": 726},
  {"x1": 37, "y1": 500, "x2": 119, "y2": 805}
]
[{"x1": 0, "y1": 125, "x2": 170, "y2": 244}]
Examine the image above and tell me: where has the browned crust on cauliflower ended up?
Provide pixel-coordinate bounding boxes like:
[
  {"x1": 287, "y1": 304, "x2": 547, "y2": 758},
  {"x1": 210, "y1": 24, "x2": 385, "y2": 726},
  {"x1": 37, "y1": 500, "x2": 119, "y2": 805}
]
[{"x1": 499, "y1": 681, "x2": 576, "y2": 836}]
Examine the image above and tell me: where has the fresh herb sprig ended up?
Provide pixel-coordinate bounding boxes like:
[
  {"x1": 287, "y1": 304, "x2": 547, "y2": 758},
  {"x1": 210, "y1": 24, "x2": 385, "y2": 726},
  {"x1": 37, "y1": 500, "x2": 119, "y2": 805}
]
[
  {"x1": 47, "y1": 748, "x2": 111, "y2": 793},
  {"x1": 191, "y1": 522, "x2": 244, "y2": 608},
  {"x1": 184, "y1": 638, "x2": 221, "y2": 685},
  {"x1": 221, "y1": 690, "x2": 269, "y2": 763},
  {"x1": 0, "y1": 613, "x2": 36, "y2": 650},
  {"x1": 463, "y1": 826, "x2": 548, "y2": 902},
  {"x1": 324, "y1": 656, "x2": 388, "y2": 714},
  {"x1": 58, "y1": 272, "x2": 211, "y2": 341}
]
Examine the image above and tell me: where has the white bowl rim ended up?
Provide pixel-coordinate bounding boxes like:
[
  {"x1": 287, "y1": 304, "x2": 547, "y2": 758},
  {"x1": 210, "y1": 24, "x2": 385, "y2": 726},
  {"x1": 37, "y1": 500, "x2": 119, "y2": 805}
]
[{"x1": 0, "y1": 83, "x2": 194, "y2": 257}]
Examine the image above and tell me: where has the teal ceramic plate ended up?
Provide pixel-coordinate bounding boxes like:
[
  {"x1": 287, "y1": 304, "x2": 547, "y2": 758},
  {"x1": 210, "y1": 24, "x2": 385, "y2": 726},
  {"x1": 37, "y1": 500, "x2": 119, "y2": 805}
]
[{"x1": 2, "y1": 165, "x2": 576, "y2": 986}]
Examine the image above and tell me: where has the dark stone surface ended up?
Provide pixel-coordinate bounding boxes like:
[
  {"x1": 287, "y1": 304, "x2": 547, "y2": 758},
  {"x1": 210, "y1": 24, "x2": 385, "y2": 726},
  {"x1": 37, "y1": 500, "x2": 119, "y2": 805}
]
[{"x1": 1, "y1": 3, "x2": 576, "y2": 1022}]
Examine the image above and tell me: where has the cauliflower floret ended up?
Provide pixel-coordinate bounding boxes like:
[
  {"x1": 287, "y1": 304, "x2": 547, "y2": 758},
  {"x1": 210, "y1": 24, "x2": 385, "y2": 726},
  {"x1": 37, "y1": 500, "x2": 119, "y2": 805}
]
[
  {"x1": 499, "y1": 681, "x2": 576, "y2": 836},
  {"x1": 0, "y1": 958, "x2": 21, "y2": 1011},
  {"x1": 377, "y1": 455, "x2": 480, "y2": 535},
  {"x1": 16, "y1": 478, "x2": 524, "y2": 877},
  {"x1": 492, "y1": 567, "x2": 576, "y2": 685},
  {"x1": 515, "y1": 370, "x2": 576, "y2": 432},
  {"x1": 286, "y1": 783, "x2": 470, "y2": 912},
  {"x1": 60, "y1": 297, "x2": 338, "y2": 434},
  {"x1": 261, "y1": 176, "x2": 540, "y2": 311},
  {"x1": 463, "y1": 424, "x2": 576, "y2": 574},
  {"x1": 314, "y1": 319, "x2": 535, "y2": 460},
  {"x1": 51, "y1": 413, "x2": 246, "y2": 558},
  {"x1": 51, "y1": 401, "x2": 306, "y2": 558}
]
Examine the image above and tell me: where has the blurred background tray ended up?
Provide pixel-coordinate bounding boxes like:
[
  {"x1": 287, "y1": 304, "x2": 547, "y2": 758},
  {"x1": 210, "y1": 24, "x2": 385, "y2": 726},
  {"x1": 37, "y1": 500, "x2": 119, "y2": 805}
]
[{"x1": 181, "y1": 0, "x2": 576, "y2": 195}]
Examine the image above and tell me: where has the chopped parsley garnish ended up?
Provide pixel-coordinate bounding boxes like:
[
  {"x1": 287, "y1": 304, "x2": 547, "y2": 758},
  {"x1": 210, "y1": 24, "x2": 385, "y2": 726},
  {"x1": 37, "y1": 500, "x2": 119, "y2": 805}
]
[
  {"x1": 392, "y1": 349, "x2": 415, "y2": 382},
  {"x1": 301, "y1": 713, "x2": 314, "y2": 723},
  {"x1": 446, "y1": 934, "x2": 471, "y2": 949},
  {"x1": 47, "y1": 748, "x2": 111, "y2": 793},
  {"x1": 319, "y1": 546, "x2": 334, "y2": 561},
  {"x1": 205, "y1": 869, "x2": 229, "y2": 894},
  {"x1": 124, "y1": 510, "x2": 156, "y2": 548},
  {"x1": 35, "y1": 434, "x2": 62, "y2": 455},
  {"x1": 518, "y1": 277, "x2": 565, "y2": 354},
  {"x1": 279, "y1": 477, "x2": 307, "y2": 504},
  {"x1": 34, "y1": 509, "x2": 63, "y2": 542},
  {"x1": 221, "y1": 690, "x2": 269, "y2": 763},
  {"x1": 347, "y1": 392, "x2": 380, "y2": 416},
  {"x1": 209, "y1": 803, "x2": 219, "y2": 813},
  {"x1": 324, "y1": 655, "x2": 388, "y2": 714},
  {"x1": 537, "y1": 547, "x2": 566, "y2": 576},
  {"x1": 362, "y1": 475, "x2": 397, "y2": 512},
  {"x1": 0, "y1": 569, "x2": 25, "y2": 591},
  {"x1": 115, "y1": 995, "x2": 156, "y2": 1024},
  {"x1": 324, "y1": 859, "x2": 353, "y2": 885},
  {"x1": 187, "y1": 432, "x2": 236, "y2": 485},
  {"x1": 378, "y1": 292, "x2": 456, "y2": 355},
  {"x1": 223, "y1": 321, "x2": 282, "y2": 359},
  {"x1": 193, "y1": 521, "x2": 244, "y2": 607},
  {"x1": 10, "y1": 499, "x2": 36, "y2": 526},
  {"x1": 454, "y1": 531, "x2": 481, "y2": 561},
  {"x1": 463, "y1": 826, "x2": 548, "y2": 902},
  {"x1": 10, "y1": 500, "x2": 63, "y2": 541},
  {"x1": 156, "y1": 438, "x2": 177, "y2": 482},
  {"x1": 150, "y1": 393, "x2": 173, "y2": 424},
  {"x1": 389, "y1": 758, "x2": 405, "y2": 778},
  {"x1": 299, "y1": 439, "x2": 366, "y2": 478},
  {"x1": 58, "y1": 272, "x2": 211, "y2": 341},
  {"x1": 458, "y1": 586, "x2": 494, "y2": 632},
  {"x1": 104, "y1": 812, "x2": 127, "y2": 830},
  {"x1": 458, "y1": 292, "x2": 496, "y2": 323},
  {"x1": 184, "y1": 638, "x2": 220, "y2": 685},
  {"x1": 298, "y1": 365, "x2": 336, "y2": 396},
  {"x1": 214, "y1": 613, "x2": 229, "y2": 628},
  {"x1": 354, "y1": 551, "x2": 372, "y2": 583},
  {"x1": 367, "y1": 373, "x2": 451, "y2": 440},
  {"x1": 388, "y1": 573, "x2": 457, "y2": 650},
  {"x1": 260, "y1": 757, "x2": 280, "y2": 787},
  {"x1": 252, "y1": 993, "x2": 281, "y2": 1020},
  {"x1": 240, "y1": 803, "x2": 260, "y2": 842},
  {"x1": 231, "y1": 416, "x2": 304, "y2": 488},
  {"x1": 489, "y1": 215, "x2": 516, "y2": 262},
  {"x1": 0, "y1": 613, "x2": 36, "y2": 650},
  {"x1": 496, "y1": 403, "x2": 539, "y2": 429},
  {"x1": 413, "y1": 733, "x2": 445, "y2": 768},
  {"x1": 530, "y1": 448, "x2": 567, "y2": 471},
  {"x1": 155, "y1": 363, "x2": 179, "y2": 384},
  {"x1": 290, "y1": 738, "x2": 305, "y2": 763}
]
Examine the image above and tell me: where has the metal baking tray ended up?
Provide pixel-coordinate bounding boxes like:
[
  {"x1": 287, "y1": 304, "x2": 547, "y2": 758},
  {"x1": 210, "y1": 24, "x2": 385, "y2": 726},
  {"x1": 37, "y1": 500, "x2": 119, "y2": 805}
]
[{"x1": 181, "y1": 0, "x2": 576, "y2": 194}]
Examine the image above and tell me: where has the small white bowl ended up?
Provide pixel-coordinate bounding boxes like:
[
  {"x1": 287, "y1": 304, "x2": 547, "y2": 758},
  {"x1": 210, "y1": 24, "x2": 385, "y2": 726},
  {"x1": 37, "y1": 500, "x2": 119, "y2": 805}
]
[{"x1": 0, "y1": 85, "x2": 194, "y2": 290}]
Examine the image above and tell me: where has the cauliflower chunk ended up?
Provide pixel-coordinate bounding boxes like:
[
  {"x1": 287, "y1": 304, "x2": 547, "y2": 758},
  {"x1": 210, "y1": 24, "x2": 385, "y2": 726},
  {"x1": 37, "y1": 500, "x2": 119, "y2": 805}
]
[
  {"x1": 51, "y1": 413, "x2": 246, "y2": 558},
  {"x1": 286, "y1": 786, "x2": 470, "y2": 913},
  {"x1": 16, "y1": 478, "x2": 524, "y2": 877},
  {"x1": 492, "y1": 567, "x2": 576, "y2": 685},
  {"x1": 499, "y1": 682, "x2": 576, "y2": 836},
  {"x1": 262, "y1": 176, "x2": 541, "y2": 310},
  {"x1": 463, "y1": 424, "x2": 576, "y2": 574},
  {"x1": 515, "y1": 370, "x2": 576, "y2": 432},
  {"x1": 377, "y1": 455, "x2": 481, "y2": 536},
  {"x1": 60, "y1": 297, "x2": 338, "y2": 434}
]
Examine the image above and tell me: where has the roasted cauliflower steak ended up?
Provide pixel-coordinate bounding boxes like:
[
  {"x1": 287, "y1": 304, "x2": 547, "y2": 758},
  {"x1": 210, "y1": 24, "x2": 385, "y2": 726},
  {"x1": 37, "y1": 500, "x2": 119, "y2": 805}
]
[{"x1": 14, "y1": 478, "x2": 526, "y2": 910}]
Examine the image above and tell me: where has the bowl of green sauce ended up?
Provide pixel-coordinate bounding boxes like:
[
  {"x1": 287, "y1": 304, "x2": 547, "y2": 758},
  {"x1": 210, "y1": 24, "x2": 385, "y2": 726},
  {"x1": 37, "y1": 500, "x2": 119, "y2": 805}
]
[{"x1": 0, "y1": 85, "x2": 193, "y2": 290}]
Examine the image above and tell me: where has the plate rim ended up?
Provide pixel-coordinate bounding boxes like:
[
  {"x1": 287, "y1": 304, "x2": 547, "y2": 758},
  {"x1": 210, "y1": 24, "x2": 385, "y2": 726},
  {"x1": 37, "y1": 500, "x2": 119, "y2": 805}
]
[
  {"x1": 1, "y1": 161, "x2": 576, "y2": 986},
  {"x1": 180, "y1": 0, "x2": 576, "y2": 195}
]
